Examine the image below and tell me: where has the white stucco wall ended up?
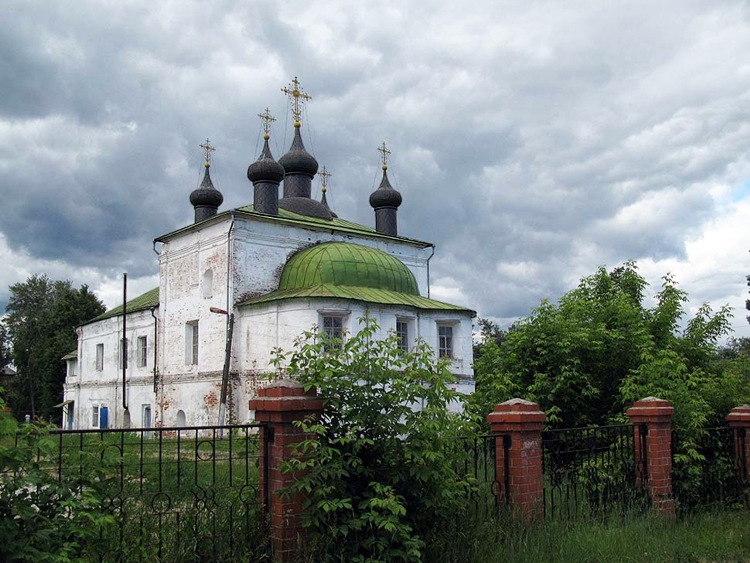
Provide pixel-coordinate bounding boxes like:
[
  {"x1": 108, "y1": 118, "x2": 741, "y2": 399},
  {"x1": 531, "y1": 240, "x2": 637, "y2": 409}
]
[{"x1": 63, "y1": 308, "x2": 157, "y2": 430}]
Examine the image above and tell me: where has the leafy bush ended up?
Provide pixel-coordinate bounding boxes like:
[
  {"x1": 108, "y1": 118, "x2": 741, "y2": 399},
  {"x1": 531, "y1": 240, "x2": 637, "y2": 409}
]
[
  {"x1": 272, "y1": 318, "x2": 476, "y2": 562},
  {"x1": 0, "y1": 390, "x2": 114, "y2": 562}
]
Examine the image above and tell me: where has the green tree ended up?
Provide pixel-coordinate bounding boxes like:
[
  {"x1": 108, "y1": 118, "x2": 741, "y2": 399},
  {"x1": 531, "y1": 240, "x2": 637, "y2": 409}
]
[
  {"x1": 273, "y1": 318, "x2": 475, "y2": 562},
  {"x1": 0, "y1": 322, "x2": 10, "y2": 371},
  {"x1": 5, "y1": 275, "x2": 105, "y2": 422},
  {"x1": 472, "y1": 318, "x2": 509, "y2": 361},
  {"x1": 470, "y1": 262, "x2": 744, "y2": 431}
]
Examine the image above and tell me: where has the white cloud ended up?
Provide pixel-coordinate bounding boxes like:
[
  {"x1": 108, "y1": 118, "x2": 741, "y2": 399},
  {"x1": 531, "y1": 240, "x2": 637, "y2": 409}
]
[{"x1": 2, "y1": 0, "x2": 750, "y2": 345}]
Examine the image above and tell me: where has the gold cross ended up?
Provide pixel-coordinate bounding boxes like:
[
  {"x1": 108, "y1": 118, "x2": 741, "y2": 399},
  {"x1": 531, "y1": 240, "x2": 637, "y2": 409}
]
[
  {"x1": 377, "y1": 142, "x2": 391, "y2": 170},
  {"x1": 200, "y1": 139, "x2": 216, "y2": 166},
  {"x1": 281, "y1": 76, "x2": 311, "y2": 124},
  {"x1": 318, "y1": 166, "x2": 331, "y2": 193},
  {"x1": 258, "y1": 107, "x2": 276, "y2": 138}
]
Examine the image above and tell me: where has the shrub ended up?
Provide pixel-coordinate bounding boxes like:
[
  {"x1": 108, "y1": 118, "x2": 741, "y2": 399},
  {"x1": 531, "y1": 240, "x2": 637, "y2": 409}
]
[
  {"x1": 0, "y1": 390, "x2": 114, "y2": 562},
  {"x1": 272, "y1": 318, "x2": 476, "y2": 562}
]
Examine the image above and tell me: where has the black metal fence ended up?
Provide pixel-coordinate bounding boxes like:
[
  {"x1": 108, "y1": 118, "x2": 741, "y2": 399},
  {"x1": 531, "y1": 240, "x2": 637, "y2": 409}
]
[
  {"x1": 672, "y1": 426, "x2": 748, "y2": 513},
  {"x1": 542, "y1": 424, "x2": 648, "y2": 519},
  {"x1": 42, "y1": 424, "x2": 269, "y2": 562},
  {"x1": 452, "y1": 434, "x2": 500, "y2": 518}
]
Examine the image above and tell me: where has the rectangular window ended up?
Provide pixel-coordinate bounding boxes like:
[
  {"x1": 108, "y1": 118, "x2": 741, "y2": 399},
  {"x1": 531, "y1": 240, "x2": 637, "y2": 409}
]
[
  {"x1": 396, "y1": 320, "x2": 409, "y2": 352},
  {"x1": 119, "y1": 338, "x2": 129, "y2": 369},
  {"x1": 137, "y1": 336, "x2": 148, "y2": 368},
  {"x1": 322, "y1": 316, "x2": 344, "y2": 350},
  {"x1": 92, "y1": 405, "x2": 100, "y2": 428},
  {"x1": 95, "y1": 344, "x2": 104, "y2": 371},
  {"x1": 186, "y1": 321, "x2": 199, "y2": 365},
  {"x1": 142, "y1": 404, "x2": 152, "y2": 428},
  {"x1": 438, "y1": 325, "x2": 454, "y2": 359}
]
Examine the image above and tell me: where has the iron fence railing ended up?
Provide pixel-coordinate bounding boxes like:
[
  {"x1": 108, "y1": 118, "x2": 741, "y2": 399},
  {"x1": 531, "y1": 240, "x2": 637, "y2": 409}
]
[
  {"x1": 672, "y1": 426, "x2": 748, "y2": 513},
  {"x1": 452, "y1": 434, "x2": 500, "y2": 517},
  {"x1": 31, "y1": 424, "x2": 270, "y2": 562},
  {"x1": 542, "y1": 423, "x2": 647, "y2": 519}
]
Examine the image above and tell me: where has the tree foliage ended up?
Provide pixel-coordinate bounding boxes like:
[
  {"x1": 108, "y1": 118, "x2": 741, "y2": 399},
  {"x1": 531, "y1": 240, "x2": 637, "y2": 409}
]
[
  {"x1": 469, "y1": 261, "x2": 747, "y2": 432},
  {"x1": 0, "y1": 322, "x2": 10, "y2": 371},
  {"x1": 0, "y1": 389, "x2": 114, "y2": 561},
  {"x1": 4, "y1": 275, "x2": 105, "y2": 422},
  {"x1": 272, "y1": 318, "x2": 475, "y2": 562}
]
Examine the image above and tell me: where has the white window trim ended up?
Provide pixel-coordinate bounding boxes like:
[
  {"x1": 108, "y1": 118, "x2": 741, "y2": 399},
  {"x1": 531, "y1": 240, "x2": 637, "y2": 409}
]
[
  {"x1": 318, "y1": 311, "x2": 349, "y2": 350},
  {"x1": 185, "y1": 321, "x2": 199, "y2": 365},
  {"x1": 137, "y1": 335, "x2": 148, "y2": 368},
  {"x1": 95, "y1": 343, "x2": 104, "y2": 371},
  {"x1": 395, "y1": 317, "x2": 413, "y2": 353},
  {"x1": 437, "y1": 321, "x2": 458, "y2": 360}
]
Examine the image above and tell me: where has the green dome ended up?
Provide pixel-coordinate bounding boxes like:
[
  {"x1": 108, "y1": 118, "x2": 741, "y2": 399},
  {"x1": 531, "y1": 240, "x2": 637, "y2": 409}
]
[{"x1": 279, "y1": 242, "x2": 420, "y2": 295}]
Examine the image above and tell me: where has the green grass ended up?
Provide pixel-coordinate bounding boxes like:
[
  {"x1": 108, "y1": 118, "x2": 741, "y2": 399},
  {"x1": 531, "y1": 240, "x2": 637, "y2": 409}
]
[{"x1": 427, "y1": 510, "x2": 750, "y2": 563}]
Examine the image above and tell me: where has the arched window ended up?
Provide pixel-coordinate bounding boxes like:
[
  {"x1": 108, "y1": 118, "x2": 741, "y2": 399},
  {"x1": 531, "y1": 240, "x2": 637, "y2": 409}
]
[
  {"x1": 176, "y1": 410, "x2": 186, "y2": 427},
  {"x1": 202, "y1": 269, "x2": 213, "y2": 298}
]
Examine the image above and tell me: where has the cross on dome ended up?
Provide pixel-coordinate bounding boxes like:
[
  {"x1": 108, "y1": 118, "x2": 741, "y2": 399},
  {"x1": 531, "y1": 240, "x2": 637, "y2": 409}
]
[
  {"x1": 281, "y1": 76, "x2": 311, "y2": 125},
  {"x1": 258, "y1": 108, "x2": 276, "y2": 139},
  {"x1": 200, "y1": 139, "x2": 215, "y2": 167},
  {"x1": 318, "y1": 166, "x2": 331, "y2": 193},
  {"x1": 378, "y1": 142, "x2": 391, "y2": 170}
]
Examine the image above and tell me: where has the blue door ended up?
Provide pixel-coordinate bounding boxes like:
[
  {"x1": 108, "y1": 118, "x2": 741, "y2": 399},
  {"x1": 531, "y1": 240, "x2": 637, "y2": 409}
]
[
  {"x1": 67, "y1": 403, "x2": 74, "y2": 430},
  {"x1": 100, "y1": 406, "x2": 109, "y2": 429}
]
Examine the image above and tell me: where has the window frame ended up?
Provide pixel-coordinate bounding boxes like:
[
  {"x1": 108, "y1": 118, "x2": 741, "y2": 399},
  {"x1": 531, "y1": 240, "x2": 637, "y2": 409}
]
[
  {"x1": 137, "y1": 335, "x2": 148, "y2": 368},
  {"x1": 319, "y1": 312, "x2": 348, "y2": 351},
  {"x1": 396, "y1": 318, "x2": 410, "y2": 353},
  {"x1": 119, "y1": 338, "x2": 129, "y2": 369},
  {"x1": 185, "y1": 321, "x2": 199, "y2": 365},
  {"x1": 95, "y1": 343, "x2": 104, "y2": 371},
  {"x1": 437, "y1": 323, "x2": 455, "y2": 359}
]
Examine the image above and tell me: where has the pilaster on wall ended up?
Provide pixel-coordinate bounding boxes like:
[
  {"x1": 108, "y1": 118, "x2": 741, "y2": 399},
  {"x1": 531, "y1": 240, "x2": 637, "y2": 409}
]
[
  {"x1": 726, "y1": 405, "x2": 750, "y2": 484},
  {"x1": 250, "y1": 380, "x2": 324, "y2": 563},
  {"x1": 487, "y1": 398, "x2": 546, "y2": 522},
  {"x1": 626, "y1": 397, "x2": 675, "y2": 517}
]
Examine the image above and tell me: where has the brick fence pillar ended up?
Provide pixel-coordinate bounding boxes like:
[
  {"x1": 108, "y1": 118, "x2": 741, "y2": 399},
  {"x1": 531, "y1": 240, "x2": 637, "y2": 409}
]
[
  {"x1": 626, "y1": 397, "x2": 675, "y2": 517},
  {"x1": 726, "y1": 405, "x2": 750, "y2": 484},
  {"x1": 250, "y1": 379, "x2": 324, "y2": 562},
  {"x1": 487, "y1": 398, "x2": 546, "y2": 522}
]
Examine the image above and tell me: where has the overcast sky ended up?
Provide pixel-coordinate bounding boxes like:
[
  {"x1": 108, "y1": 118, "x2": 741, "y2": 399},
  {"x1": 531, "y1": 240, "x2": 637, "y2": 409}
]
[{"x1": 2, "y1": 0, "x2": 750, "y2": 340}]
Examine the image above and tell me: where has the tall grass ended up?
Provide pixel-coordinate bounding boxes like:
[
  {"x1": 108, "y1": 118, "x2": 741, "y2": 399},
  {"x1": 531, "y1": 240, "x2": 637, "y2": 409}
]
[{"x1": 425, "y1": 510, "x2": 750, "y2": 563}]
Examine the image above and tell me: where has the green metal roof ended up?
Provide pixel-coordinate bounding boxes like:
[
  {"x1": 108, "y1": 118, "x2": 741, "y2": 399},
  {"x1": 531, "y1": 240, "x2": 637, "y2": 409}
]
[
  {"x1": 61, "y1": 351, "x2": 77, "y2": 360},
  {"x1": 279, "y1": 243, "x2": 419, "y2": 295},
  {"x1": 240, "y1": 283, "x2": 473, "y2": 312},
  {"x1": 240, "y1": 242, "x2": 474, "y2": 313},
  {"x1": 154, "y1": 206, "x2": 433, "y2": 249},
  {"x1": 87, "y1": 287, "x2": 160, "y2": 323}
]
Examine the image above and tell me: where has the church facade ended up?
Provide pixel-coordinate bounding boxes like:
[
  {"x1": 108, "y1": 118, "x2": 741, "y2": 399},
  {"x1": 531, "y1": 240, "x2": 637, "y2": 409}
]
[{"x1": 62, "y1": 80, "x2": 475, "y2": 430}]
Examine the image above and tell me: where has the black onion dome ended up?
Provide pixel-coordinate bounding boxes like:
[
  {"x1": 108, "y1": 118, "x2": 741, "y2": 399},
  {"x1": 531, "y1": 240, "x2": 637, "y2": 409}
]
[
  {"x1": 369, "y1": 169, "x2": 402, "y2": 208},
  {"x1": 279, "y1": 197, "x2": 333, "y2": 220},
  {"x1": 321, "y1": 190, "x2": 338, "y2": 218},
  {"x1": 278, "y1": 126, "x2": 318, "y2": 177},
  {"x1": 247, "y1": 138, "x2": 285, "y2": 183},
  {"x1": 190, "y1": 165, "x2": 224, "y2": 207}
]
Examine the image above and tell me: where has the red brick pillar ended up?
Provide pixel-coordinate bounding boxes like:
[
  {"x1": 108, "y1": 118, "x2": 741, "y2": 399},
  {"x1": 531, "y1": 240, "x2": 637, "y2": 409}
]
[
  {"x1": 250, "y1": 379, "x2": 324, "y2": 562},
  {"x1": 487, "y1": 398, "x2": 546, "y2": 522},
  {"x1": 726, "y1": 405, "x2": 750, "y2": 483},
  {"x1": 626, "y1": 397, "x2": 675, "y2": 517}
]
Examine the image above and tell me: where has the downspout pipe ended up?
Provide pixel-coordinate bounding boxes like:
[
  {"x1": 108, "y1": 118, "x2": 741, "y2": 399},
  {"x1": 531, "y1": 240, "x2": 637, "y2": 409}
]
[
  {"x1": 226, "y1": 210, "x2": 236, "y2": 312},
  {"x1": 150, "y1": 306, "x2": 158, "y2": 394},
  {"x1": 426, "y1": 245, "x2": 435, "y2": 299},
  {"x1": 122, "y1": 273, "x2": 128, "y2": 413}
]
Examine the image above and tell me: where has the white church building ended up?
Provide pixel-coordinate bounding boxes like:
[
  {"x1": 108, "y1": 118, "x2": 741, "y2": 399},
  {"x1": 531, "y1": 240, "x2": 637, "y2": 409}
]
[{"x1": 62, "y1": 79, "x2": 475, "y2": 430}]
